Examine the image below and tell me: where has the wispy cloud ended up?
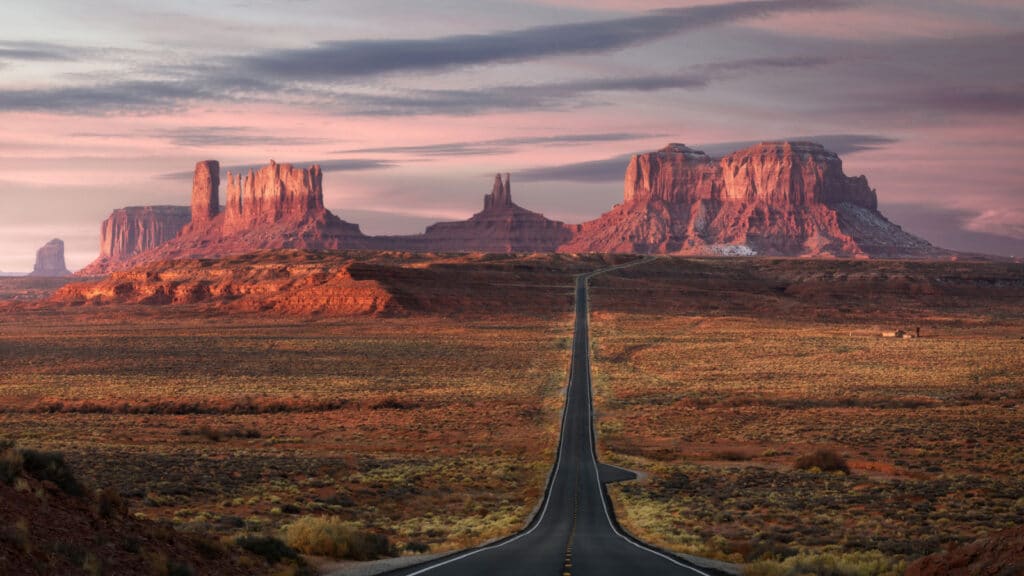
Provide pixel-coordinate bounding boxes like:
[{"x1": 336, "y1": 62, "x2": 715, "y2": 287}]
[
  {"x1": 158, "y1": 158, "x2": 395, "y2": 180},
  {"x1": 233, "y1": 0, "x2": 848, "y2": 80},
  {"x1": 75, "y1": 126, "x2": 328, "y2": 147},
  {"x1": 337, "y1": 132, "x2": 662, "y2": 157},
  {"x1": 331, "y1": 56, "x2": 831, "y2": 116},
  {"x1": 0, "y1": 41, "x2": 79, "y2": 62},
  {"x1": 518, "y1": 155, "x2": 634, "y2": 183}
]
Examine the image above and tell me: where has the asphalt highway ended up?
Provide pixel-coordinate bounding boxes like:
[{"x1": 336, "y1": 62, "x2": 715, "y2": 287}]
[{"x1": 388, "y1": 262, "x2": 712, "y2": 576}]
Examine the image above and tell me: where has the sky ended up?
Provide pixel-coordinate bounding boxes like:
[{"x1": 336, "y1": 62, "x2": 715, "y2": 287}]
[{"x1": 0, "y1": 0, "x2": 1022, "y2": 271}]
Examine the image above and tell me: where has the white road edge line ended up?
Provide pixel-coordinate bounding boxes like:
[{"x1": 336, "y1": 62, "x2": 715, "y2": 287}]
[
  {"x1": 582, "y1": 267, "x2": 716, "y2": 576},
  {"x1": 406, "y1": 257, "x2": 683, "y2": 576},
  {"x1": 402, "y1": 286, "x2": 582, "y2": 576}
]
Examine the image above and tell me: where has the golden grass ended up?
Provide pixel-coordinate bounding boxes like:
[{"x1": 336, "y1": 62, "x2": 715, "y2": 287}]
[
  {"x1": 0, "y1": 309, "x2": 572, "y2": 553},
  {"x1": 590, "y1": 312, "x2": 1024, "y2": 568}
]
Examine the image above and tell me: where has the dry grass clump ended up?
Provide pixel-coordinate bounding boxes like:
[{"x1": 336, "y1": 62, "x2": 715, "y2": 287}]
[
  {"x1": 745, "y1": 550, "x2": 905, "y2": 576},
  {"x1": 794, "y1": 449, "x2": 850, "y2": 474},
  {"x1": 283, "y1": 516, "x2": 392, "y2": 560},
  {"x1": 0, "y1": 439, "x2": 23, "y2": 484}
]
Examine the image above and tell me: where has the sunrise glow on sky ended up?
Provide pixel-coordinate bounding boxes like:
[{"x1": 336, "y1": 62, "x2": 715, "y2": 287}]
[{"x1": 1, "y1": 0, "x2": 1022, "y2": 271}]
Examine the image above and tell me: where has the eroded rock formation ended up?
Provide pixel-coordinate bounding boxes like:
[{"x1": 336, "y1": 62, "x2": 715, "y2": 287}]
[
  {"x1": 387, "y1": 171, "x2": 575, "y2": 253},
  {"x1": 190, "y1": 160, "x2": 219, "y2": 225},
  {"x1": 29, "y1": 238, "x2": 70, "y2": 277},
  {"x1": 87, "y1": 161, "x2": 367, "y2": 272},
  {"x1": 563, "y1": 141, "x2": 940, "y2": 257},
  {"x1": 78, "y1": 142, "x2": 947, "y2": 274},
  {"x1": 79, "y1": 206, "x2": 191, "y2": 274}
]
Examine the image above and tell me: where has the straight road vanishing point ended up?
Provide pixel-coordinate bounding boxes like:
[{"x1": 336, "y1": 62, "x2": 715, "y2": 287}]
[{"x1": 389, "y1": 262, "x2": 713, "y2": 576}]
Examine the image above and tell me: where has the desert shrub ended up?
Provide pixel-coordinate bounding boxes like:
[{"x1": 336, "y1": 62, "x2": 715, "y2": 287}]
[
  {"x1": 404, "y1": 541, "x2": 430, "y2": 553},
  {"x1": 744, "y1": 549, "x2": 904, "y2": 576},
  {"x1": 96, "y1": 487, "x2": 126, "y2": 518},
  {"x1": 180, "y1": 425, "x2": 261, "y2": 441},
  {"x1": 371, "y1": 397, "x2": 411, "y2": 410},
  {"x1": 713, "y1": 450, "x2": 751, "y2": 462},
  {"x1": 283, "y1": 516, "x2": 391, "y2": 560},
  {"x1": 20, "y1": 449, "x2": 84, "y2": 495},
  {"x1": 0, "y1": 443, "x2": 24, "y2": 484},
  {"x1": 167, "y1": 560, "x2": 196, "y2": 576},
  {"x1": 236, "y1": 535, "x2": 298, "y2": 564},
  {"x1": 795, "y1": 449, "x2": 850, "y2": 474}
]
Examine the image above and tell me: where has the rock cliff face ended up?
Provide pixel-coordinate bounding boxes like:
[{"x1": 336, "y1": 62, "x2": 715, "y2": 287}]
[
  {"x1": 88, "y1": 161, "x2": 368, "y2": 272},
  {"x1": 79, "y1": 143, "x2": 948, "y2": 273},
  {"x1": 29, "y1": 238, "x2": 70, "y2": 277},
  {"x1": 223, "y1": 161, "x2": 326, "y2": 234},
  {"x1": 79, "y1": 206, "x2": 191, "y2": 274},
  {"x1": 564, "y1": 141, "x2": 940, "y2": 257},
  {"x1": 190, "y1": 160, "x2": 219, "y2": 226}
]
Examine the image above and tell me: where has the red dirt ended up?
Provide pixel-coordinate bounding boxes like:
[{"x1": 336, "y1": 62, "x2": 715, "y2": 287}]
[{"x1": 905, "y1": 525, "x2": 1024, "y2": 576}]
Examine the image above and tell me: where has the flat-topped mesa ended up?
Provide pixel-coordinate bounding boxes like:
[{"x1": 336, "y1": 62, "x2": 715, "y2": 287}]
[
  {"x1": 720, "y1": 141, "x2": 877, "y2": 209},
  {"x1": 565, "y1": 140, "x2": 937, "y2": 257},
  {"x1": 483, "y1": 173, "x2": 512, "y2": 210},
  {"x1": 623, "y1": 141, "x2": 877, "y2": 210},
  {"x1": 88, "y1": 206, "x2": 191, "y2": 267},
  {"x1": 624, "y1": 143, "x2": 716, "y2": 204},
  {"x1": 190, "y1": 160, "x2": 220, "y2": 224}
]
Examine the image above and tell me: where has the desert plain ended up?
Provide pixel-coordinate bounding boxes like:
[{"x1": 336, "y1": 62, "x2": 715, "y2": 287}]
[{"x1": 0, "y1": 253, "x2": 1021, "y2": 575}]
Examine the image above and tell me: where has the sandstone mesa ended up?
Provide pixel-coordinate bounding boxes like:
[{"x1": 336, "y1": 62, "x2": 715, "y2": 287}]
[
  {"x1": 29, "y1": 238, "x2": 71, "y2": 277},
  {"x1": 79, "y1": 141, "x2": 945, "y2": 274}
]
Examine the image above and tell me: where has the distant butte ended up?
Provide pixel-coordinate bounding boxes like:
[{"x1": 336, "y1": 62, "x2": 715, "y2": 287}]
[
  {"x1": 29, "y1": 238, "x2": 71, "y2": 277},
  {"x1": 78, "y1": 141, "x2": 948, "y2": 274}
]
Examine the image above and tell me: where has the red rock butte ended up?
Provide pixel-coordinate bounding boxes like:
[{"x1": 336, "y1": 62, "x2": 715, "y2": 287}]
[{"x1": 79, "y1": 142, "x2": 948, "y2": 274}]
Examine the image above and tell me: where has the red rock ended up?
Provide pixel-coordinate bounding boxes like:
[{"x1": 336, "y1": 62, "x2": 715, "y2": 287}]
[
  {"x1": 29, "y1": 238, "x2": 70, "y2": 277},
  {"x1": 563, "y1": 141, "x2": 941, "y2": 257},
  {"x1": 905, "y1": 525, "x2": 1024, "y2": 576},
  {"x1": 79, "y1": 206, "x2": 191, "y2": 274},
  {"x1": 79, "y1": 144, "x2": 947, "y2": 273},
  {"x1": 378, "y1": 171, "x2": 575, "y2": 252},
  {"x1": 190, "y1": 160, "x2": 219, "y2": 225}
]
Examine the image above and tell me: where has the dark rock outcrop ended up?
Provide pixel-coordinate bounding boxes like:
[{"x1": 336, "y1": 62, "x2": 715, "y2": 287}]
[
  {"x1": 29, "y1": 238, "x2": 70, "y2": 277},
  {"x1": 563, "y1": 141, "x2": 941, "y2": 257}
]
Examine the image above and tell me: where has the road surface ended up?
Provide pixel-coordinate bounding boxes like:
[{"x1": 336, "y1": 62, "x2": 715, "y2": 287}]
[{"x1": 388, "y1": 262, "x2": 713, "y2": 576}]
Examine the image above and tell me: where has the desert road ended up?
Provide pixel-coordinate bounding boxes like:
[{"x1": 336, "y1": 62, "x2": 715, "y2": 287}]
[{"x1": 388, "y1": 262, "x2": 713, "y2": 576}]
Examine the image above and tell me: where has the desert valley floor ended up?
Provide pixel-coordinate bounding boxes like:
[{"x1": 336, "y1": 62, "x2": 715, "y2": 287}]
[{"x1": 2, "y1": 253, "x2": 1023, "y2": 575}]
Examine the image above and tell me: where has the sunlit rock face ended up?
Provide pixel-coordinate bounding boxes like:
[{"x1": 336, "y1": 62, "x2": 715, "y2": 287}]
[
  {"x1": 78, "y1": 206, "x2": 192, "y2": 274},
  {"x1": 563, "y1": 141, "x2": 940, "y2": 258},
  {"x1": 81, "y1": 161, "x2": 367, "y2": 274},
  {"x1": 78, "y1": 143, "x2": 946, "y2": 274}
]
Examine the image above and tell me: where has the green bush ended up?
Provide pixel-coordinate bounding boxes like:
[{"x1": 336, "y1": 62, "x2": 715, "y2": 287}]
[
  {"x1": 236, "y1": 535, "x2": 298, "y2": 564},
  {"x1": 795, "y1": 449, "x2": 850, "y2": 474},
  {"x1": 283, "y1": 516, "x2": 391, "y2": 560}
]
